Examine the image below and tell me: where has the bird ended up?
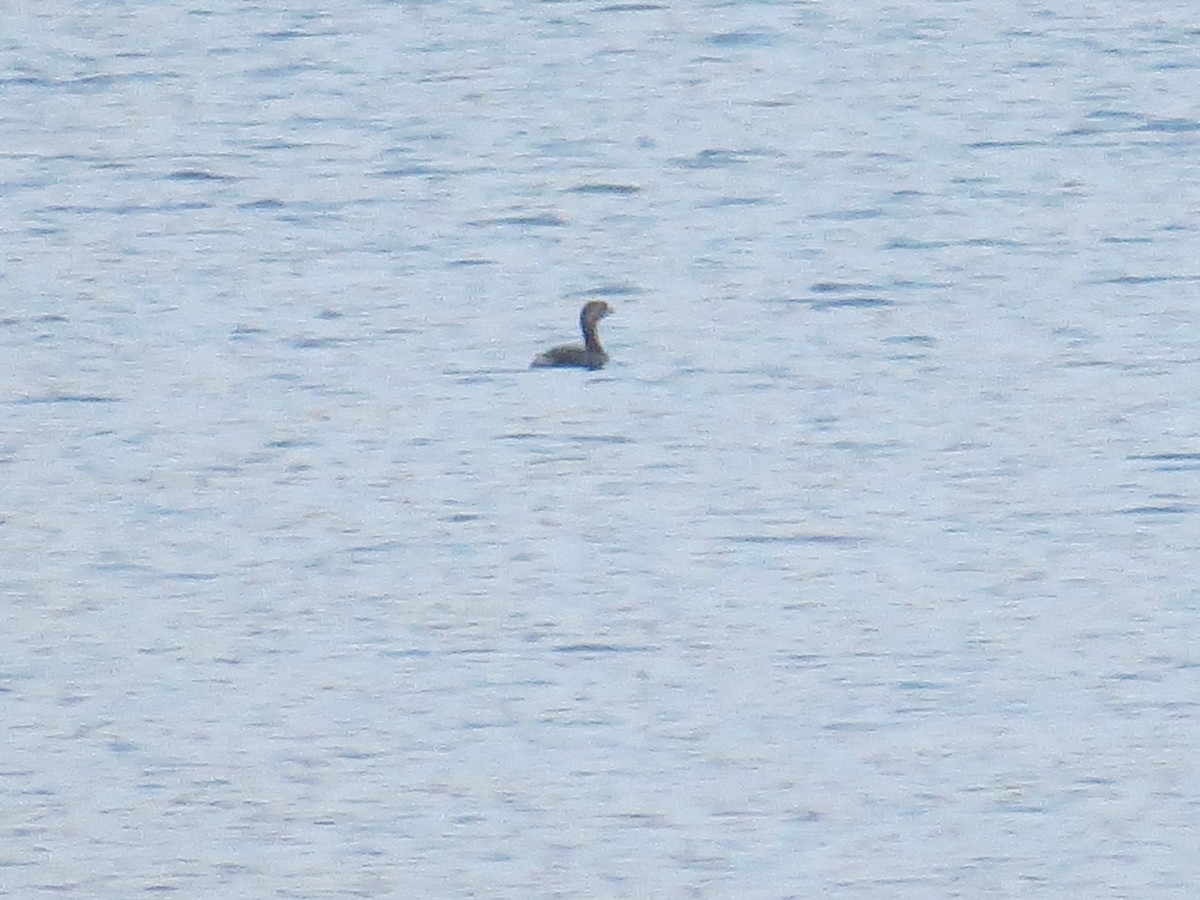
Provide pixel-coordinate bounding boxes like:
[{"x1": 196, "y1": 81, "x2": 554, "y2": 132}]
[{"x1": 530, "y1": 300, "x2": 613, "y2": 370}]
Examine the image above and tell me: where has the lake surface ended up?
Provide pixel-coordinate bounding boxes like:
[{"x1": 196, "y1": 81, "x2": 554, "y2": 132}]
[{"x1": 3, "y1": 2, "x2": 1200, "y2": 896}]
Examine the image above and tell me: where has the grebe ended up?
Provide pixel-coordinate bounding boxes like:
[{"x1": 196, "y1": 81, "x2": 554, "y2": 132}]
[{"x1": 530, "y1": 300, "x2": 613, "y2": 369}]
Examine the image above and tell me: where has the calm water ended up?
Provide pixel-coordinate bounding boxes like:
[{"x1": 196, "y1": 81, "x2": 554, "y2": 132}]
[{"x1": 3, "y1": 2, "x2": 1200, "y2": 897}]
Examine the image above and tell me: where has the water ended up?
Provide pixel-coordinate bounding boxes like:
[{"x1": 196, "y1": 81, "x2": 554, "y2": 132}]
[{"x1": 3, "y1": 2, "x2": 1200, "y2": 896}]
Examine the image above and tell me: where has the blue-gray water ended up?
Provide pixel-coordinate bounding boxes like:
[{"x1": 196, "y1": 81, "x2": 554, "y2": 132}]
[{"x1": 3, "y1": 2, "x2": 1199, "y2": 897}]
